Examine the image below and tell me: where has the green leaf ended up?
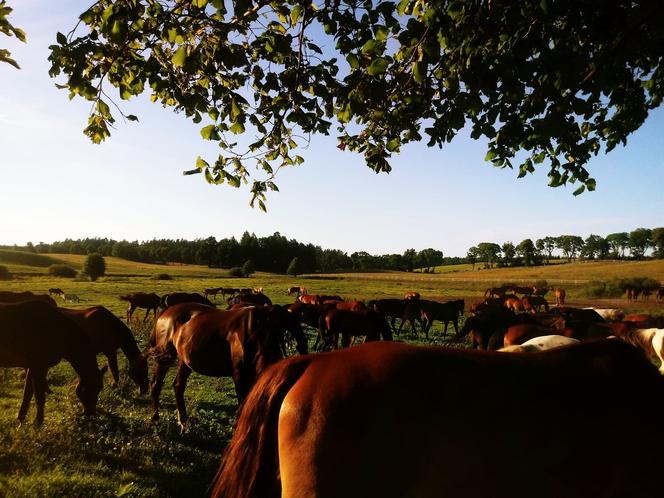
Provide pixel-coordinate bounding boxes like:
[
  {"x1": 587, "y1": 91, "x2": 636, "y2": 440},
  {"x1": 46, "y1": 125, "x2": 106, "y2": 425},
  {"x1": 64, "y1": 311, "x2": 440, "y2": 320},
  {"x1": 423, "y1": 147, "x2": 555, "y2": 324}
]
[
  {"x1": 346, "y1": 53, "x2": 359, "y2": 69},
  {"x1": 368, "y1": 58, "x2": 388, "y2": 76},
  {"x1": 290, "y1": 5, "x2": 301, "y2": 27},
  {"x1": 572, "y1": 185, "x2": 585, "y2": 196},
  {"x1": 196, "y1": 156, "x2": 209, "y2": 169},
  {"x1": 484, "y1": 149, "x2": 497, "y2": 162},
  {"x1": 361, "y1": 40, "x2": 379, "y2": 56},
  {"x1": 193, "y1": 0, "x2": 209, "y2": 8},
  {"x1": 172, "y1": 46, "x2": 187, "y2": 67},
  {"x1": 56, "y1": 32, "x2": 67, "y2": 45},
  {"x1": 200, "y1": 124, "x2": 217, "y2": 140},
  {"x1": 412, "y1": 61, "x2": 426, "y2": 84},
  {"x1": 229, "y1": 122, "x2": 245, "y2": 134}
]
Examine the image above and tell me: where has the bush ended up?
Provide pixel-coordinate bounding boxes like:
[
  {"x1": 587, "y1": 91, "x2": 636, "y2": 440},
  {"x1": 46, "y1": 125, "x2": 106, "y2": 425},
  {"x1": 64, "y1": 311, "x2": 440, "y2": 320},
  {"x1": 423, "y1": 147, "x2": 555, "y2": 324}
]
[
  {"x1": 47, "y1": 264, "x2": 77, "y2": 278},
  {"x1": 228, "y1": 266, "x2": 245, "y2": 278},
  {"x1": 584, "y1": 279, "x2": 627, "y2": 298},
  {"x1": 83, "y1": 253, "x2": 106, "y2": 281},
  {"x1": 287, "y1": 257, "x2": 302, "y2": 276},
  {"x1": 151, "y1": 273, "x2": 173, "y2": 280},
  {"x1": 242, "y1": 260, "x2": 255, "y2": 277},
  {"x1": 0, "y1": 265, "x2": 12, "y2": 280}
]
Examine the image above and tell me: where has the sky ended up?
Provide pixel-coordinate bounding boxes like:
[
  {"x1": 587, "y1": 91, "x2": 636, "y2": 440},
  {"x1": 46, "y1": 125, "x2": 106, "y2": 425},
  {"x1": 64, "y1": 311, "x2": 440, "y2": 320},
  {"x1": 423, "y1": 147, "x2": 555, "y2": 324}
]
[{"x1": 1, "y1": 1, "x2": 663, "y2": 257}]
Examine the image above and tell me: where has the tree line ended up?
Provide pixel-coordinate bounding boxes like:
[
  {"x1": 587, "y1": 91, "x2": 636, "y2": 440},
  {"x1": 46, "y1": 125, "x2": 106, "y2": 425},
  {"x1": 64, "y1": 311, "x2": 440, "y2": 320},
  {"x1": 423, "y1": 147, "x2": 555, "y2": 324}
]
[
  {"x1": 467, "y1": 228, "x2": 664, "y2": 269},
  {"x1": 7, "y1": 233, "x2": 444, "y2": 275}
]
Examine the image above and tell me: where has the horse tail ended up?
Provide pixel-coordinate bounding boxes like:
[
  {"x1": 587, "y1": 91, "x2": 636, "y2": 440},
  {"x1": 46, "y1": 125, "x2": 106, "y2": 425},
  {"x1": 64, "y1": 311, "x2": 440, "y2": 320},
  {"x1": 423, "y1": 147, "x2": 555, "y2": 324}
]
[{"x1": 211, "y1": 356, "x2": 311, "y2": 498}]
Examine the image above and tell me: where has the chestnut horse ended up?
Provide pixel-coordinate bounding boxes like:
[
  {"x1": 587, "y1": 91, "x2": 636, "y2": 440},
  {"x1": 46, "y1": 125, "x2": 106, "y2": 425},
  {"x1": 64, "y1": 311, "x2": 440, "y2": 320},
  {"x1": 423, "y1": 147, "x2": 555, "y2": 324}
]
[
  {"x1": 0, "y1": 290, "x2": 57, "y2": 307},
  {"x1": 0, "y1": 301, "x2": 106, "y2": 425},
  {"x1": 228, "y1": 292, "x2": 272, "y2": 307},
  {"x1": 521, "y1": 295, "x2": 549, "y2": 313},
  {"x1": 555, "y1": 287, "x2": 566, "y2": 305},
  {"x1": 297, "y1": 294, "x2": 320, "y2": 305},
  {"x1": 160, "y1": 292, "x2": 214, "y2": 309},
  {"x1": 120, "y1": 292, "x2": 161, "y2": 323},
  {"x1": 212, "y1": 340, "x2": 664, "y2": 498},
  {"x1": 60, "y1": 306, "x2": 149, "y2": 393},
  {"x1": 149, "y1": 303, "x2": 307, "y2": 429}
]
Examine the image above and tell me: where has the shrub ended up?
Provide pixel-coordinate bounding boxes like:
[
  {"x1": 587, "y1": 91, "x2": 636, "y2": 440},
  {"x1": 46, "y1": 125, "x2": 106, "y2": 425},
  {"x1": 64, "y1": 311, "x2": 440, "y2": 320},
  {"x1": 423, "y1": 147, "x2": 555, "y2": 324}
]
[
  {"x1": 228, "y1": 266, "x2": 245, "y2": 278},
  {"x1": 151, "y1": 273, "x2": 173, "y2": 280},
  {"x1": 584, "y1": 279, "x2": 627, "y2": 298},
  {"x1": 47, "y1": 264, "x2": 77, "y2": 278},
  {"x1": 242, "y1": 260, "x2": 255, "y2": 277},
  {"x1": 287, "y1": 257, "x2": 302, "y2": 276},
  {"x1": 0, "y1": 265, "x2": 12, "y2": 280},
  {"x1": 83, "y1": 253, "x2": 106, "y2": 281}
]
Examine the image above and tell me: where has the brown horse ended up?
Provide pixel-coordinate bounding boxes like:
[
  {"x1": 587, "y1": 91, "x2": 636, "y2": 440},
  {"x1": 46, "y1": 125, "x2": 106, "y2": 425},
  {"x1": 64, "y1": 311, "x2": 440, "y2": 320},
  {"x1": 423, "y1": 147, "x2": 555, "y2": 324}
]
[
  {"x1": 522, "y1": 295, "x2": 549, "y2": 313},
  {"x1": 503, "y1": 296, "x2": 524, "y2": 313},
  {"x1": 404, "y1": 291, "x2": 420, "y2": 300},
  {"x1": 369, "y1": 298, "x2": 420, "y2": 334},
  {"x1": 120, "y1": 292, "x2": 161, "y2": 323},
  {"x1": 0, "y1": 301, "x2": 106, "y2": 425},
  {"x1": 319, "y1": 309, "x2": 392, "y2": 349},
  {"x1": 657, "y1": 287, "x2": 664, "y2": 302},
  {"x1": 48, "y1": 288, "x2": 65, "y2": 297},
  {"x1": 297, "y1": 294, "x2": 320, "y2": 305},
  {"x1": 287, "y1": 286, "x2": 307, "y2": 296},
  {"x1": 456, "y1": 307, "x2": 518, "y2": 349},
  {"x1": 149, "y1": 303, "x2": 307, "y2": 429},
  {"x1": 160, "y1": 292, "x2": 214, "y2": 309},
  {"x1": 484, "y1": 286, "x2": 509, "y2": 298},
  {"x1": 60, "y1": 306, "x2": 149, "y2": 393},
  {"x1": 287, "y1": 302, "x2": 336, "y2": 330},
  {"x1": 212, "y1": 340, "x2": 664, "y2": 498},
  {"x1": 419, "y1": 299, "x2": 464, "y2": 337},
  {"x1": 228, "y1": 292, "x2": 272, "y2": 307},
  {"x1": 203, "y1": 287, "x2": 224, "y2": 300},
  {"x1": 0, "y1": 290, "x2": 57, "y2": 307},
  {"x1": 555, "y1": 287, "x2": 566, "y2": 305},
  {"x1": 328, "y1": 300, "x2": 366, "y2": 311}
]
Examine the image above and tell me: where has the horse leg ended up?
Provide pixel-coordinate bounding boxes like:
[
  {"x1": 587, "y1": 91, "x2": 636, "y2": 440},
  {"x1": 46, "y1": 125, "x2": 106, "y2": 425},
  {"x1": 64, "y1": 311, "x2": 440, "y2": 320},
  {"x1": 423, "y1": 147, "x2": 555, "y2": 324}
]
[
  {"x1": 173, "y1": 362, "x2": 192, "y2": 432},
  {"x1": 150, "y1": 362, "x2": 169, "y2": 422},
  {"x1": 32, "y1": 369, "x2": 48, "y2": 426},
  {"x1": 341, "y1": 333, "x2": 351, "y2": 348},
  {"x1": 18, "y1": 369, "x2": 34, "y2": 423},
  {"x1": 143, "y1": 307, "x2": 150, "y2": 323},
  {"x1": 106, "y1": 350, "x2": 120, "y2": 387}
]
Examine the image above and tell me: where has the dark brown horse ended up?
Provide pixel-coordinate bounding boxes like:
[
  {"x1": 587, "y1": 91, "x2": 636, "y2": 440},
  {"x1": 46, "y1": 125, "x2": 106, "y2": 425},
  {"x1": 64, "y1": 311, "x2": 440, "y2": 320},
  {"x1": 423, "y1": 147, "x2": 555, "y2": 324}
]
[
  {"x1": 119, "y1": 292, "x2": 161, "y2": 323},
  {"x1": 228, "y1": 292, "x2": 272, "y2": 307},
  {"x1": 212, "y1": 340, "x2": 664, "y2": 498},
  {"x1": 419, "y1": 299, "x2": 464, "y2": 337},
  {"x1": 328, "y1": 300, "x2": 366, "y2": 311},
  {"x1": 369, "y1": 298, "x2": 419, "y2": 334},
  {"x1": 0, "y1": 301, "x2": 106, "y2": 425},
  {"x1": 60, "y1": 306, "x2": 149, "y2": 393},
  {"x1": 203, "y1": 287, "x2": 224, "y2": 300},
  {"x1": 287, "y1": 302, "x2": 336, "y2": 330},
  {"x1": 456, "y1": 307, "x2": 518, "y2": 349},
  {"x1": 0, "y1": 290, "x2": 57, "y2": 307},
  {"x1": 319, "y1": 308, "x2": 392, "y2": 349},
  {"x1": 522, "y1": 295, "x2": 549, "y2": 313},
  {"x1": 160, "y1": 292, "x2": 214, "y2": 309},
  {"x1": 149, "y1": 303, "x2": 307, "y2": 430}
]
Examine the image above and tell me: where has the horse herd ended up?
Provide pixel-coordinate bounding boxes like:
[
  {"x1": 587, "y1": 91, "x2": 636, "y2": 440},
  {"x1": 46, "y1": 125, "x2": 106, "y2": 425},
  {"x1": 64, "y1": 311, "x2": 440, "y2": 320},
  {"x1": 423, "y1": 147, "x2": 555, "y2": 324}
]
[{"x1": 2, "y1": 285, "x2": 664, "y2": 497}]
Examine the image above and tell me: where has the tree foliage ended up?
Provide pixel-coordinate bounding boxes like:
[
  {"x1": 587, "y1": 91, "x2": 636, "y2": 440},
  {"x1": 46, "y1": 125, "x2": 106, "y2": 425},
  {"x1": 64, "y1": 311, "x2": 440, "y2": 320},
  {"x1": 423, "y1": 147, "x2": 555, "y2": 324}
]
[
  {"x1": 0, "y1": 0, "x2": 25, "y2": 69},
  {"x1": 286, "y1": 256, "x2": 302, "y2": 276},
  {"x1": 45, "y1": 0, "x2": 664, "y2": 205},
  {"x1": 83, "y1": 253, "x2": 106, "y2": 281}
]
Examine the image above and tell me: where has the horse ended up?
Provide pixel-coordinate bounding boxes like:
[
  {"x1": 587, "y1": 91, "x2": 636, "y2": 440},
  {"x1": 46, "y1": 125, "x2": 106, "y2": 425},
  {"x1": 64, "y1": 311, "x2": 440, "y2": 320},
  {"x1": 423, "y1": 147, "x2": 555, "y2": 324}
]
[
  {"x1": 319, "y1": 309, "x2": 392, "y2": 349},
  {"x1": 404, "y1": 291, "x2": 420, "y2": 300},
  {"x1": 297, "y1": 294, "x2": 320, "y2": 305},
  {"x1": 503, "y1": 324, "x2": 575, "y2": 347},
  {"x1": 500, "y1": 335, "x2": 580, "y2": 353},
  {"x1": 656, "y1": 287, "x2": 664, "y2": 302},
  {"x1": 0, "y1": 291, "x2": 57, "y2": 307},
  {"x1": 555, "y1": 287, "x2": 566, "y2": 305},
  {"x1": 613, "y1": 328, "x2": 664, "y2": 374},
  {"x1": 287, "y1": 286, "x2": 307, "y2": 296},
  {"x1": 212, "y1": 340, "x2": 664, "y2": 498},
  {"x1": 550, "y1": 306, "x2": 605, "y2": 323},
  {"x1": 484, "y1": 286, "x2": 509, "y2": 298},
  {"x1": 149, "y1": 303, "x2": 307, "y2": 430},
  {"x1": 318, "y1": 294, "x2": 343, "y2": 302},
  {"x1": 419, "y1": 299, "x2": 464, "y2": 337},
  {"x1": 328, "y1": 300, "x2": 366, "y2": 312},
  {"x1": 59, "y1": 306, "x2": 149, "y2": 393},
  {"x1": 287, "y1": 302, "x2": 336, "y2": 331},
  {"x1": 456, "y1": 307, "x2": 518, "y2": 349},
  {"x1": 583, "y1": 308, "x2": 625, "y2": 322},
  {"x1": 203, "y1": 287, "x2": 224, "y2": 300},
  {"x1": 521, "y1": 295, "x2": 549, "y2": 313},
  {"x1": 48, "y1": 288, "x2": 65, "y2": 297},
  {"x1": 508, "y1": 285, "x2": 534, "y2": 296},
  {"x1": 254, "y1": 287, "x2": 264, "y2": 294},
  {"x1": 228, "y1": 292, "x2": 272, "y2": 307},
  {"x1": 369, "y1": 299, "x2": 411, "y2": 333},
  {"x1": 63, "y1": 293, "x2": 80, "y2": 303},
  {"x1": 642, "y1": 288, "x2": 652, "y2": 301},
  {"x1": 160, "y1": 292, "x2": 214, "y2": 309},
  {"x1": 0, "y1": 301, "x2": 106, "y2": 425},
  {"x1": 119, "y1": 292, "x2": 161, "y2": 323},
  {"x1": 503, "y1": 296, "x2": 524, "y2": 313}
]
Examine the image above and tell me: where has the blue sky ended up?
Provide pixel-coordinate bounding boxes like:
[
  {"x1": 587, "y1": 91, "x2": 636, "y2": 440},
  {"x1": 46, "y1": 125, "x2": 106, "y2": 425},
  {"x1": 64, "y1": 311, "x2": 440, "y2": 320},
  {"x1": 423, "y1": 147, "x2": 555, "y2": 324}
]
[{"x1": 1, "y1": 1, "x2": 663, "y2": 256}]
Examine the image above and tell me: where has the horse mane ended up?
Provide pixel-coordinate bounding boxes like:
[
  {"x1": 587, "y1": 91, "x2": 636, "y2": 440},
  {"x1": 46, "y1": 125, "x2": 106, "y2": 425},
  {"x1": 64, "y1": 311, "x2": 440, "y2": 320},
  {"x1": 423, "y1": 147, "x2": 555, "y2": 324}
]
[{"x1": 211, "y1": 356, "x2": 312, "y2": 498}]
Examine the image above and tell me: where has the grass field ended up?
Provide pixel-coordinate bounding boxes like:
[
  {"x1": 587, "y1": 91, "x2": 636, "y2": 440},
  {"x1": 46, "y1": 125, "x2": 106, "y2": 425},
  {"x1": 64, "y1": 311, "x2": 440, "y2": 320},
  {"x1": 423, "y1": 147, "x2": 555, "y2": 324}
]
[{"x1": 1, "y1": 255, "x2": 663, "y2": 496}]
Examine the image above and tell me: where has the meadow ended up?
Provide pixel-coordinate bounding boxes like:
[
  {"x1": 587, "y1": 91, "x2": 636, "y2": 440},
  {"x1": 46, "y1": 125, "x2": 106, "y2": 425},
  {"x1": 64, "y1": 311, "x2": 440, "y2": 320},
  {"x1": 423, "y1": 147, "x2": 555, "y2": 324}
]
[{"x1": 0, "y1": 254, "x2": 663, "y2": 496}]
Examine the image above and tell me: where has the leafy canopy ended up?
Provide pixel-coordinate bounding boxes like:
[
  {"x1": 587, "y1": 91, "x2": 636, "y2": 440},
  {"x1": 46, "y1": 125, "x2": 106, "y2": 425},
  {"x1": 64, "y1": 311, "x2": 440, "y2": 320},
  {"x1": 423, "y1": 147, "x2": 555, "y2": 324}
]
[
  {"x1": 0, "y1": 0, "x2": 26, "y2": 69},
  {"x1": 46, "y1": 0, "x2": 664, "y2": 206}
]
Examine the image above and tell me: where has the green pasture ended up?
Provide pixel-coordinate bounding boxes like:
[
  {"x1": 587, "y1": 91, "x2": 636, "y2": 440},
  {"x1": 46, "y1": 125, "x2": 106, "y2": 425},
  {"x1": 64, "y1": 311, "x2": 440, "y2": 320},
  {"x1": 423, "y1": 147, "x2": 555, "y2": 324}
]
[{"x1": 1, "y1": 255, "x2": 663, "y2": 496}]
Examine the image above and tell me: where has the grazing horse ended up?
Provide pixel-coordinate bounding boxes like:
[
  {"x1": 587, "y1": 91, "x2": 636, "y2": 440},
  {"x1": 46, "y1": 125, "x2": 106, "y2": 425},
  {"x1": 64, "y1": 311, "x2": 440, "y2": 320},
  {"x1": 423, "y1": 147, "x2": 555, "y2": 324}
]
[
  {"x1": 120, "y1": 292, "x2": 161, "y2": 323},
  {"x1": 160, "y1": 292, "x2": 214, "y2": 309},
  {"x1": 0, "y1": 291, "x2": 57, "y2": 307},
  {"x1": 656, "y1": 287, "x2": 664, "y2": 302},
  {"x1": 554, "y1": 287, "x2": 566, "y2": 305},
  {"x1": 287, "y1": 286, "x2": 307, "y2": 296},
  {"x1": 500, "y1": 335, "x2": 580, "y2": 353},
  {"x1": 456, "y1": 308, "x2": 518, "y2": 350},
  {"x1": 63, "y1": 293, "x2": 80, "y2": 303},
  {"x1": 149, "y1": 303, "x2": 307, "y2": 429},
  {"x1": 503, "y1": 296, "x2": 524, "y2": 313},
  {"x1": 484, "y1": 286, "x2": 509, "y2": 298},
  {"x1": 328, "y1": 300, "x2": 366, "y2": 312},
  {"x1": 521, "y1": 295, "x2": 549, "y2": 313},
  {"x1": 404, "y1": 291, "x2": 420, "y2": 300},
  {"x1": 228, "y1": 292, "x2": 272, "y2": 307},
  {"x1": 319, "y1": 294, "x2": 343, "y2": 302},
  {"x1": 419, "y1": 299, "x2": 464, "y2": 337},
  {"x1": 203, "y1": 287, "x2": 224, "y2": 300},
  {"x1": 287, "y1": 302, "x2": 335, "y2": 331},
  {"x1": 60, "y1": 306, "x2": 149, "y2": 393},
  {"x1": 369, "y1": 299, "x2": 412, "y2": 333},
  {"x1": 0, "y1": 301, "x2": 106, "y2": 425},
  {"x1": 319, "y1": 309, "x2": 392, "y2": 349},
  {"x1": 212, "y1": 340, "x2": 664, "y2": 498},
  {"x1": 48, "y1": 288, "x2": 65, "y2": 297}
]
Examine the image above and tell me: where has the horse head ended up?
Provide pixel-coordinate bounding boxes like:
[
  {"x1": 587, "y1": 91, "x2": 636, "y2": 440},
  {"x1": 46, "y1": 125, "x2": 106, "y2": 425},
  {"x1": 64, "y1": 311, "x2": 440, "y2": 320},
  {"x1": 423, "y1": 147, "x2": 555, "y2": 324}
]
[{"x1": 76, "y1": 365, "x2": 107, "y2": 415}]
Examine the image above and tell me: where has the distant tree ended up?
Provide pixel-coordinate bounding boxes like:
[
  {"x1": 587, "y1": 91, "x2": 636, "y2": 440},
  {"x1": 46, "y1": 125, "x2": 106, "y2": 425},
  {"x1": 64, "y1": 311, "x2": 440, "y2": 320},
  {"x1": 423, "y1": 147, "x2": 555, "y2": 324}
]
[
  {"x1": 83, "y1": 253, "x2": 106, "y2": 281},
  {"x1": 0, "y1": 264, "x2": 11, "y2": 280},
  {"x1": 402, "y1": 249, "x2": 418, "y2": 272},
  {"x1": 516, "y1": 239, "x2": 536, "y2": 266},
  {"x1": 228, "y1": 266, "x2": 245, "y2": 278},
  {"x1": 466, "y1": 246, "x2": 479, "y2": 270},
  {"x1": 477, "y1": 242, "x2": 502, "y2": 269},
  {"x1": 535, "y1": 237, "x2": 557, "y2": 264},
  {"x1": 606, "y1": 232, "x2": 630, "y2": 259},
  {"x1": 501, "y1": 242, "x2": 516, "y2": 267},
  {"x1": 652, "y1": 227, "x2": 664, "y2": 259},
  {"x1": 417, "y1": 248, "x2": 444, "y2": 273},
  {"x1": 581, "y1": 234, "x2": 610, "y2": 260},
  {"x1": 287, "y1": 257, "x2": 302, "y2": 277},
  {"x1": 555, "y1": 235, "x2": 584, "y2": 262},
  {"x1": 242, "y1": 260, "x2": 255, "y2": 277},
  {"x1": 628, "y1": 228, "x2": 652, "y2": 260}
]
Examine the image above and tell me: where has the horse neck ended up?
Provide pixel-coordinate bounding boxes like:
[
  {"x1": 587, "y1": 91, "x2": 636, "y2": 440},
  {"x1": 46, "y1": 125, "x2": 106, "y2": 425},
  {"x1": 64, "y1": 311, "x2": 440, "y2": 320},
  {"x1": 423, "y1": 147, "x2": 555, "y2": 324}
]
[
  {"x1": 116, "y1": 323, "x2": 142, "y2": 362},
  {"x1": 64, "y1": 339, "x2": 99, "y2": 379}
]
